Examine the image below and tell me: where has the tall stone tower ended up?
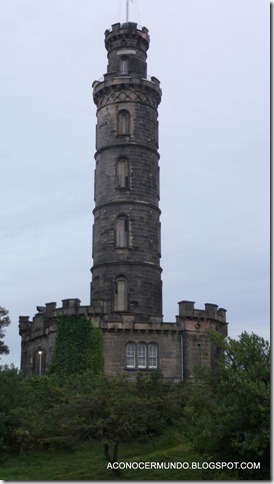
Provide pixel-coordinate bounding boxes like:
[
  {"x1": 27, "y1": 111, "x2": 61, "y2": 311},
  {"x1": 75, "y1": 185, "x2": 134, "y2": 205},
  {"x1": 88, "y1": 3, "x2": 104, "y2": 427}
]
[
  {"x1": 91, "y1": 22, "x2": 163, "y2": 322},
  {"x1": 18, "y1": 19, "x2": 228, "y2": 381}
]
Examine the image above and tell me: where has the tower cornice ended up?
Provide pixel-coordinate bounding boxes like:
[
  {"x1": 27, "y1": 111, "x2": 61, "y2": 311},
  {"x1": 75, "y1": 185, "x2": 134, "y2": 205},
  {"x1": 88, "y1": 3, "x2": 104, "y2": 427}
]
[
  {"x1": 93, "y1": 200, "x2": 161, "y2": 215},
  {"x1": 91, "y1": 260, "x2": 163, "y2": 273},
  {"x1": 94, "y1": 143, "x2": 160, "y2": 160}
]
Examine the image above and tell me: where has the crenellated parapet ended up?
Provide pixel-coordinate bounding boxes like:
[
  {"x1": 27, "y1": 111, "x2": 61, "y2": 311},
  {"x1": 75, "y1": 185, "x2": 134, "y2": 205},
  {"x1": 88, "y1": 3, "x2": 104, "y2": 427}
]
[
  {"x1": 19, "y1": 299, "x2": 105, "y2": 335},
  {"x1": 176, "y1": 300, "x2": 228, "y2": 381},
  {"x1": 104, "y1": 22, "x2": 150, "y2": 55},
  {"x1": 177, "y1": 300, "x2": 227, "y2": 325},
  {"x1": 18, "y1": 298, "x2": 106, "y2": 375}
]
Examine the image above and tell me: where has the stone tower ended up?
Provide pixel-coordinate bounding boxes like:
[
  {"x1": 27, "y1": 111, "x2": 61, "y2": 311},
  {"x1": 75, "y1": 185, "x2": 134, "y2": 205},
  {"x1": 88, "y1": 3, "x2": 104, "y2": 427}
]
[
  {"x1": 19, "y1": 20, "x2": 228, "y2": 381},
  {"x1": 91, "y1": 22, "x2": 163, "y2": 322}
]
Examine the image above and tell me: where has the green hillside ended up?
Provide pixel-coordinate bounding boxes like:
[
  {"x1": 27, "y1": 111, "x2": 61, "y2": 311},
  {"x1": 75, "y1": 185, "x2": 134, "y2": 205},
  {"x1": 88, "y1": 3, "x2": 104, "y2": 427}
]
[
  {"x1": 0, "y1": 331, "x2": 270, "y2": 481},
  {"x1": 1, "y1": 428, "x2": 204, "y2": 481}
]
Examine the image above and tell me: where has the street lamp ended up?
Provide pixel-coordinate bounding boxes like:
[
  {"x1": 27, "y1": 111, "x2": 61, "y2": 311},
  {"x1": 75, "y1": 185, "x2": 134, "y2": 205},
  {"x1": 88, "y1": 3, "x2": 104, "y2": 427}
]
[{"x1": 38, "y1": 350, "x2": 42, "y2": 375}]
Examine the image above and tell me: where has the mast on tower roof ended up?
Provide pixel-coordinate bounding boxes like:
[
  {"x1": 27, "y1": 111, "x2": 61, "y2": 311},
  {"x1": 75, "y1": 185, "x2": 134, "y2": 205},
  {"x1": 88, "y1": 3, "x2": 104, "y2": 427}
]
[
  {"x1": 126, "y1": 0, "x2": 129, "y2": 22},
  {"x1": 126, "y1": 0, "x2": 134, "y2": 22}
]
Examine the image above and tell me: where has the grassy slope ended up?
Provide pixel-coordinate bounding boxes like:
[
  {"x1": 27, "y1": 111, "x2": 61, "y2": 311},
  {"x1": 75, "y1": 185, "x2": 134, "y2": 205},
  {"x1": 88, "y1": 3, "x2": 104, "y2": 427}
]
[{"x1": 1, "y1": 428, "x2": 205, "y2": 481}]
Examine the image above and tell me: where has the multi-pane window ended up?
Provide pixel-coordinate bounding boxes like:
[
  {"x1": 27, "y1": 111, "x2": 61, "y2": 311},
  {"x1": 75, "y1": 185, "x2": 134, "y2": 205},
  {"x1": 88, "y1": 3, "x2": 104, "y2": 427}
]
[
  {"x1": 117, "y1": 110, "x2": 130, "y2": 135},
  {"x1": 116, "y1": 158, "x2": 129, "y2": 188},
  {"x1": 148, "y1": 343, "x2": 158, "y2": 369},
  {"x1": 125, "y1": 342, "x2": 158, "y2": 369},
  {"x1": 114, "y1": 277, "x2": 128, "y2": 311},
  {"x1": 121, "y1": 57, "x2": 129, "y2": 75},
  {"x1": 116, "y1": 215, "x2": 129, "y2": 248},
  {"x1": 126, "y1": 343, "x2": 136, "y2": 368},
  {"x1": 137, "y1": 343, "x2": 147, "y2": 368}
]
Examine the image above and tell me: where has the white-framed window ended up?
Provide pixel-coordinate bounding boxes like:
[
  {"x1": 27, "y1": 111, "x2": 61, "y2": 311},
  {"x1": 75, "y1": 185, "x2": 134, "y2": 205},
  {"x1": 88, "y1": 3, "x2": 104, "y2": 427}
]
[
  {"x1": 148, "y1": 343, "x2": 158, "y2": 368},
  {"x1": 125, "y1": 342, "x2": 158, "y2": 370},
  {"x1": 116, "y1": 215, "x2": 129, "y2": 248},
  {"x1": 114, "y1": 276, "x2": 128, "y2": 311},
  {"x1": 137, "y1": 343, "x2": 147, "y2": 368},
  {"x1": 126, "y1": 342, "x2": 136, "y2": 368}
]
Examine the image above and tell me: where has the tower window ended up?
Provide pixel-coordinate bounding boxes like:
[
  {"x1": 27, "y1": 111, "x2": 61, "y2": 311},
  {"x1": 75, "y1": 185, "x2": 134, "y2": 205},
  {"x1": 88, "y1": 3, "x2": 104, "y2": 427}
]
[
  {"x1": 114, "y1": 276, "x2": 128, "y2": 311},
  {"x1": 116, "y1": 158, "x2": 129, "y2": 188},
  {"x1": 148, "y1": 343, "x2": 158, "y2": 369},
  {"x1": 117, "y1": 110, "x2": 130, "y2": 135},
  {"x1": 137, "y1": 343, "x2": 147, "y2": 368},
  {"x1": 116, "y1": 215, "x2": 129, "y2": 248},
  {"x1": 126, "y1": 342, "x2": 136, "y2": 368},
  {"x1": 121, "y1": 57, "x2": 129, "y2": 75}
]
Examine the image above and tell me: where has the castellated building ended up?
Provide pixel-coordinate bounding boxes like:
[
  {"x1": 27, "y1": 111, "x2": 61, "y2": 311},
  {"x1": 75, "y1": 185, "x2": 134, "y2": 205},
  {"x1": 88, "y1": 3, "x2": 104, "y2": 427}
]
[{"x1": 19, "y1": 22, "x2": 228, "y2": 381}]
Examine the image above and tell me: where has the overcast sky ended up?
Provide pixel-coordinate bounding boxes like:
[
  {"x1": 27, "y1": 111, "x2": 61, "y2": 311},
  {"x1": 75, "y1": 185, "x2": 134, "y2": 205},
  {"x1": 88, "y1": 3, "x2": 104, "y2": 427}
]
[{"x1": 1, "y1": 0, "x2": 269, "y2": 368}]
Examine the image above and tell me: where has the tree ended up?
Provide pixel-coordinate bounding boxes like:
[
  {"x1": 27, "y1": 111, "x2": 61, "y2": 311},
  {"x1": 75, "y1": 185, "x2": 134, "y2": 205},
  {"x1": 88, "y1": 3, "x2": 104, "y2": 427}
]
[
  {"x1": 0, "y1": 307, "x2": 10, "y2": 357},
  {"x1": 0, "y1": 365, "x2": 24, "y2": 455},
  {"x1": 45, "y1": 373, "x2": 180, "y2": 475},
  {"x1": 183, "y1": 331, "x2": 270, "y2": 480},
  {"x1": 6, "y1": 374, "x2": 67, "y2": 453}
]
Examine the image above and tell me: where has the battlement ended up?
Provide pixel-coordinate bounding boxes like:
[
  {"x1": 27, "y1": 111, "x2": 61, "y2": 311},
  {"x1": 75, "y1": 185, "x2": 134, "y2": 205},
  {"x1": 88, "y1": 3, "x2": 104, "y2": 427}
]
[
  {"x1": 177, "y1": 300, "x2": 227, "y2": 324},
  {"x1": 105, "y1": 22, "x2": 149, "y2": 48},
  {"x1": 105, "y1": 23, "x2": 149, "y2": 59},
  {"x1": 18, "y1": 298, "x2": 106, "y2": 336}
]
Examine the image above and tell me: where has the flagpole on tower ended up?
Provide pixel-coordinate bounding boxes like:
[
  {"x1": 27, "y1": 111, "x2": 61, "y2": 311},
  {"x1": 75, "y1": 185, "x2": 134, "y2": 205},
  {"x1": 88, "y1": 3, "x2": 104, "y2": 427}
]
[{"x1": 126, "y1": 0, "x2": 129, "y2": 22}]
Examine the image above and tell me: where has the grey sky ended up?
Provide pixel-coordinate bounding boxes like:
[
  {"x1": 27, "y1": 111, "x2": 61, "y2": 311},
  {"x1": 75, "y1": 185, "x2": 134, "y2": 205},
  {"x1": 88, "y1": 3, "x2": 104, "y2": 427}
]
[{"x1": 1, "y1": 0, "x2": 269, "y2": 368}]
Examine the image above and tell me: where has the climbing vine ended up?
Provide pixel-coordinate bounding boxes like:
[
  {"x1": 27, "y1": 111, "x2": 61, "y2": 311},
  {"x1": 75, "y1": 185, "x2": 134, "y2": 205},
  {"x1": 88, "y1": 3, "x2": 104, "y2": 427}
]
[{"x1": 48, "y1": 315, "x2": 104, "y2": 378}]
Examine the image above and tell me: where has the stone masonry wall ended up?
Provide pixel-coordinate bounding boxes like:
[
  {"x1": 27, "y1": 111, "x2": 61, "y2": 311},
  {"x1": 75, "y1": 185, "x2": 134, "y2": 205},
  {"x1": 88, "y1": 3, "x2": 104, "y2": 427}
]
[{"x1": 102, "y1": 324, "x2": 181, "y2": 381}]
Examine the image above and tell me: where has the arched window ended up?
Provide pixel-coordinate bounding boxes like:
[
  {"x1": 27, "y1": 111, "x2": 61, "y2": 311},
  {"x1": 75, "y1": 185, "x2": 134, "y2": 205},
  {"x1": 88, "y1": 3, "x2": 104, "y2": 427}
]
[
  {"x1": 117, "y1": 110, "x2": 130, "y2": 135},
  {"x1": 126, "y1": 342, "x2": 136, "y2": 368},
  {"x1": 148, "y1": 343, "x2": 158, "y2": 369},
  {"x1": 137, "y1": 343, "x2": 147, "y2": 368},
  {"x1": 116, "y1": 158, "x2": 129, "y2": 188},
  {"x1": 114, "y1": 276, "x2": 128, "y2": 311},
  {"x1": 116, "y1": 215, "x2": 129, "y2": 248},
  {"x1": 121, "y1": 57, "x2": 129, "y2": 75}
]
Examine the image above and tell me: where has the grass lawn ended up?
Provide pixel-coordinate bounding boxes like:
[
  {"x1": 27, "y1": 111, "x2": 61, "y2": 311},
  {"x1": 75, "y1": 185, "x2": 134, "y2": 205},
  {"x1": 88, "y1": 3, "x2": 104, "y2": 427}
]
[{"x1": 1, "y1": 427, "x2": 205, "y2": 480}]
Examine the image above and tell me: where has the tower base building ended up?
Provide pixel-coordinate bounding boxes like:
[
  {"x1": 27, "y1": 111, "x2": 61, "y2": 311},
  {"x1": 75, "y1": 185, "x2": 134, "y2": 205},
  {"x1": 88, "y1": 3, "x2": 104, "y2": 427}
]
[
  {"x1": 19, "y1": 299, "x2": 227, "y2": 382},
  {"x1": 19, "y1": 22, "x2": 228, "y2": 381}
]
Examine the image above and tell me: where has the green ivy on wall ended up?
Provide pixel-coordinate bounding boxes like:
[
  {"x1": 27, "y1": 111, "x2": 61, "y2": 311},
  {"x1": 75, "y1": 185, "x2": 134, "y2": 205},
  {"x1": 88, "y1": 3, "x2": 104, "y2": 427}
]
[{"x1": 48, "y1": 315, "x2": 104, "y2": 378}]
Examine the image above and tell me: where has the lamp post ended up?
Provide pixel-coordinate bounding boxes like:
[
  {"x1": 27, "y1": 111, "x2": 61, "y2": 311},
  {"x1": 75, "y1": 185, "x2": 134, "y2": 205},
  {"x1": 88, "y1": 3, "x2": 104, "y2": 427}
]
[{"x1": 38, "y1": 350, "x2": 42, "y2": 375}]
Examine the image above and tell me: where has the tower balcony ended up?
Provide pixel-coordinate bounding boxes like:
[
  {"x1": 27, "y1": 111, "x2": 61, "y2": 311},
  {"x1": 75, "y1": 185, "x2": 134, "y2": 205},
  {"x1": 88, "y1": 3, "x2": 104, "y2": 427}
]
[{"x1": 92, "y1": 73, "x2": 161, "y2": 110}]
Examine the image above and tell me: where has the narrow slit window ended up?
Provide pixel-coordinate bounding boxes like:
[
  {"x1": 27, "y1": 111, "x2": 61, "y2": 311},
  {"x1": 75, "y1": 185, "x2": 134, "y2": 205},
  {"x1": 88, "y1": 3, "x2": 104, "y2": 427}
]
[
  {"x1": 116, "y1": 158, "x2": 129, "y2": 188},
  {"x1": 117, "y1": 110, "x2": 130, "y2": 135},
  {"x1": 116, "y1": 215, "x2": 129, "y2": 248},
  {"x1": 197, "y1": 343, "x2": 201, "y2": 366},
  {"x1": 114, "y1": 277, "x2": 128, "y2": 311},
  {"x1": 121, "y1": 57, "x2": 129, "y2": 75}
]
